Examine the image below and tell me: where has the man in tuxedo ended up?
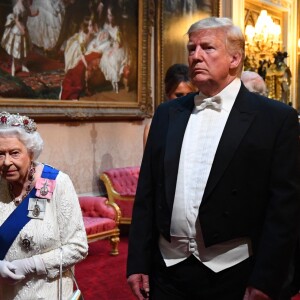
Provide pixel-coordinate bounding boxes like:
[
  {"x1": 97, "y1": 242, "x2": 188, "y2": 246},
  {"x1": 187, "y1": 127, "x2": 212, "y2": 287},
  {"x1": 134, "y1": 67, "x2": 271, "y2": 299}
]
[{"x1": 127, "y1": 17, "x2": 300, "y2": 300}]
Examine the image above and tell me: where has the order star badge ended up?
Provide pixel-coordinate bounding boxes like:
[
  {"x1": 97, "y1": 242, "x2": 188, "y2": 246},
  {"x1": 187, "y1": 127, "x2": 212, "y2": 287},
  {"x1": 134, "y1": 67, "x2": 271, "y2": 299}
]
[{"x1": 20, "y1": 233, "x2": 35, "y2": 251}]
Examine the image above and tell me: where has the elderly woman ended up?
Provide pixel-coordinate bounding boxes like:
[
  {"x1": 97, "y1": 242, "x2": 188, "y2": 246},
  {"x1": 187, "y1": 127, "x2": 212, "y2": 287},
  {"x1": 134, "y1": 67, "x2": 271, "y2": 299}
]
[{"x1": 0, "y1": 111, "x2": 88, "y2": 299}]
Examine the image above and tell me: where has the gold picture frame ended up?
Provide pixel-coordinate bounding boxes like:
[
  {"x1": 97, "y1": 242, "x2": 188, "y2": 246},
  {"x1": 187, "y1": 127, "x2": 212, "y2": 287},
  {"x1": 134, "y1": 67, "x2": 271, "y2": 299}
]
[
  {"x1": 0, "y1": 0, "x2": 153, "y2": 121},
  {"x1": 155, "y1": 0, "x2": 220, "y2": 107}
]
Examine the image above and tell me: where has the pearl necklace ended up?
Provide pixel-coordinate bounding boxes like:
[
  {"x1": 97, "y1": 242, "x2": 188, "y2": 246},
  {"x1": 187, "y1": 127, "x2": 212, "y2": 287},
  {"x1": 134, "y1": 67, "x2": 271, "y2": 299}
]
[{"x1": 9, "y1": 164, "x2": 36, "y2": 206}]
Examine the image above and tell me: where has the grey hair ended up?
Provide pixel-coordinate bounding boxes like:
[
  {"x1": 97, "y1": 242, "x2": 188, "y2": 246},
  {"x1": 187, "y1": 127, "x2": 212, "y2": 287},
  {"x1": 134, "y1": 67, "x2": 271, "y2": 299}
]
[
  {"x1": 0, "y1": 127, "x2": 44, "y2": 160},
  {"x1": 241, "y1": 71, "x2": 268, "y2": 96},
  {"x1": 187, "y1": 17, "x2": 245, "y2": 75}
]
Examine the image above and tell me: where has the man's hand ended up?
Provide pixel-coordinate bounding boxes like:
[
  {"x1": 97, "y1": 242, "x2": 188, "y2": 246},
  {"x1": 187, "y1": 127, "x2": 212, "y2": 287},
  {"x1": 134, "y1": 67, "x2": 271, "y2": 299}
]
[
  {"x1": 243, "y1": 287, "x2": 272, "y2": 300},
  {"x1": 127, "y1": 273, "x2": 150, "y2": 300}
]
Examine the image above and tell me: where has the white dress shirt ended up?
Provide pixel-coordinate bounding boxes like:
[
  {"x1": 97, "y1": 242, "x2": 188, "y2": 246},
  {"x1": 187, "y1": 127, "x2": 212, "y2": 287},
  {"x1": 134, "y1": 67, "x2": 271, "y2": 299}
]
[{"x1": 159, "y1": 78, "x2": 252, "y2": 272}]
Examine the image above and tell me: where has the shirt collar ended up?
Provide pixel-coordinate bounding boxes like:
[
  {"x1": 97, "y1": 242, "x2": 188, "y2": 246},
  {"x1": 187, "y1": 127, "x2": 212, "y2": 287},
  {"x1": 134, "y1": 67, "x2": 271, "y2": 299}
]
[{"x1": 196, "y1": 78, "x2": 241, "y2": 112}]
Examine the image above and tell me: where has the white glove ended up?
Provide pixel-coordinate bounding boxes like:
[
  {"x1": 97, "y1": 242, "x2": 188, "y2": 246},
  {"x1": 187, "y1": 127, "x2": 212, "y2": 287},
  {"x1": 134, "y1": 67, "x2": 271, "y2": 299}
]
[
  {"x1": 12, "y1": 256, "x2": 47, "y2": 278},
  {"x1": 11, "y1": 257, "x2": 35, "y2": 277},
  {"x1": 0, "y1": 260, "x2": 25, "y2": 284}
]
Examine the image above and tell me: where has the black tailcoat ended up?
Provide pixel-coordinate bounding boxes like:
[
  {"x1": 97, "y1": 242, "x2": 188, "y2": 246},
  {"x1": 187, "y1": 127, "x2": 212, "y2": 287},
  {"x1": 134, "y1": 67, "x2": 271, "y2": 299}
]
[{"x1": 127, "y1": 84, "x2": 300, "y2": 299}]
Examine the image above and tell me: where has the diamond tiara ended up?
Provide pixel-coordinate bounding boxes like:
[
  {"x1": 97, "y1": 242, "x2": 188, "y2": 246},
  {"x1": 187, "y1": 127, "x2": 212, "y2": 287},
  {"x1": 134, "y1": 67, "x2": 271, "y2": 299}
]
[{"x1": 0, "y1": 111, "x2": 37, "y2": 133}]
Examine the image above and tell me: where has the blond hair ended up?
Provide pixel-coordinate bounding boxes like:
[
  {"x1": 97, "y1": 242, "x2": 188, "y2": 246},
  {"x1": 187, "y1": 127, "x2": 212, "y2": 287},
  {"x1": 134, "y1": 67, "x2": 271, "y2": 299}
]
[{"x1": 187, "y1": 17, "x2": 245, "y2": 75}]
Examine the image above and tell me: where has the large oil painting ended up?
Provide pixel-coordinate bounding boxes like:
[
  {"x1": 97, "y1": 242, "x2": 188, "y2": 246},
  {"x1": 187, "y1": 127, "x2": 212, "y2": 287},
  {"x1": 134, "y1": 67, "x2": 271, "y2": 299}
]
[
  {"x1": 0, "y1": 0, "x2": 153, "y2": 120},
  {"x1": 155, "y1": 0, "x2": 219, "y2": 106}
]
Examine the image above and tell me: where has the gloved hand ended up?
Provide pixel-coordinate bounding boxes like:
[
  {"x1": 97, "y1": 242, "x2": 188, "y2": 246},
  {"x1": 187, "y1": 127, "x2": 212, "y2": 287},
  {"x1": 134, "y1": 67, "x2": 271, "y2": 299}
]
[
  {"x1": 0, "y1": 260, "x2": 25, "y2": 284},
  {"x1": 12, "y1": 255, "x2": 47, "y2": 278},
  {"x1": 11, "y1": 257, "x2": 36, "y2": 278}
]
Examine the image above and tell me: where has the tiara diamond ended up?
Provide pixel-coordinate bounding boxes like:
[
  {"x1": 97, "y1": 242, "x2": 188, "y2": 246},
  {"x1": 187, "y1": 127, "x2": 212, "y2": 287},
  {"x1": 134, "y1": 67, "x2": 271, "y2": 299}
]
[{"x1": 0, "y1": 111, "x2": 37, "y2": 133}]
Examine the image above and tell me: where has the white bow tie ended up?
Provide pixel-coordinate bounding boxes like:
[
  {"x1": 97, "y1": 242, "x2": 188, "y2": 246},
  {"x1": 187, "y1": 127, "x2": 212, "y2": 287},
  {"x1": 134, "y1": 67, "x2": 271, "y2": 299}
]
[{"x1": 194, "y1": 94, "x2": 222, "y2": 111}]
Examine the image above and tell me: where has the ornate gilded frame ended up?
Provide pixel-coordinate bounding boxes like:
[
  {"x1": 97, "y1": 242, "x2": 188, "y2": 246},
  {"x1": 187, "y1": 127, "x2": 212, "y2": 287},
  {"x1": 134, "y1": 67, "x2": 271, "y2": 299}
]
[
  {"x1": 0, "y1": 0, "x2": 153, "y2": 121},
  {"x1": 155, "y1": 0, "x2": 220, "y2": 108}
]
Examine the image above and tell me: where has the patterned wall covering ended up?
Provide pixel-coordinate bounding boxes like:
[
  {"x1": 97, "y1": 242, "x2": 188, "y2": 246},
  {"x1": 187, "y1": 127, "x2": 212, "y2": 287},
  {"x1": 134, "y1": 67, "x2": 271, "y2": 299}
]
[{"x1": 37, "y1": 121, "x2": 145, "y2": 196}]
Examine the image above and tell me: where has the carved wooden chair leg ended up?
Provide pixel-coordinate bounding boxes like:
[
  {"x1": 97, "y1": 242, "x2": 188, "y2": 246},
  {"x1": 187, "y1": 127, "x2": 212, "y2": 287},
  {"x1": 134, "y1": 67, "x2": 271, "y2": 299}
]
[{"x1": 110, "y1": 235, "x2": 120, "y2": 256}]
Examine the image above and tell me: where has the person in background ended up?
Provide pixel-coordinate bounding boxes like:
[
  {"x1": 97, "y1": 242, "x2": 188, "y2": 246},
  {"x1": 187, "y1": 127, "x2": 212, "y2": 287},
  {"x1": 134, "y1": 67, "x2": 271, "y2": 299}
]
[
  {"x1": 0, "y1": 112, "x2": 88, "y2": 299},
  {"x1": 164, "y1": 63, "x2": 197, "y2": 100},
  {"x1": 127, "y1": 17, "x2": 300, "y2": 300},
  {"x1": 241, "y1": 70, "x2": 268, "y2": 96},
  {"x1": 143, "y1": 63, "x2": 197, "y2": 148}
]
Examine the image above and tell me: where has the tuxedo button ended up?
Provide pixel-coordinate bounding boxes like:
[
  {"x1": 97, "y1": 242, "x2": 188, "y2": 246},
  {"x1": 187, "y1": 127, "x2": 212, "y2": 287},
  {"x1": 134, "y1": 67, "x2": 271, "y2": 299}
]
[{"x1": 189, "y1": 240, "x2": 196, "y2": 252}]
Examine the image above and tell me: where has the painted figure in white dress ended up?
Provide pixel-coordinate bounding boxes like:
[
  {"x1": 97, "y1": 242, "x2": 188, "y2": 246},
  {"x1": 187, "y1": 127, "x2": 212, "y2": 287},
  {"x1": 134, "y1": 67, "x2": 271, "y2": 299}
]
[
  {"x1": 64, "y1": 16, "x2": 97, "y2": 73},
  {"x1": 1, "y1": 0, "x2": 39, "y2": 76},
  {"x1": 99, "y1": 4, "x2": 129, "y2": 93},
  {"x1": 26, "y1": 0, "x2": 65, "y2": 51},
  {"x1": 60, "y1": 17, "x2": 100, "y2": 100}
]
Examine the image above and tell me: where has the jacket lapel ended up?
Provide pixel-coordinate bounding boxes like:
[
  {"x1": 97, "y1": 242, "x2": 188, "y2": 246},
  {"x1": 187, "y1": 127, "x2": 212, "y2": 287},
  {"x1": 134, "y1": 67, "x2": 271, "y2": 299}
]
[{"x1": 202, "y1": 85, "x2": 257, "y2": 201}]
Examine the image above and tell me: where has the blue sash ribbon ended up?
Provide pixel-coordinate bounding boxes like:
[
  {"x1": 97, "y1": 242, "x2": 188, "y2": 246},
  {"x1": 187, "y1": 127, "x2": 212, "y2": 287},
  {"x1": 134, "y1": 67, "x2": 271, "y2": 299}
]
[{"x1": 0, "y1": 165, "x2": 59, "y2": 260}]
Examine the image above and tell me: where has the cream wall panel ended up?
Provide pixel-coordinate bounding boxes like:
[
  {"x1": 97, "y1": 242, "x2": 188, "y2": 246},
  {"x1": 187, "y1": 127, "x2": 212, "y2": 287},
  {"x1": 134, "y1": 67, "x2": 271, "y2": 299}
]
[{"x1": 37, "y1": 122, "x2": 145, "y2": 195}]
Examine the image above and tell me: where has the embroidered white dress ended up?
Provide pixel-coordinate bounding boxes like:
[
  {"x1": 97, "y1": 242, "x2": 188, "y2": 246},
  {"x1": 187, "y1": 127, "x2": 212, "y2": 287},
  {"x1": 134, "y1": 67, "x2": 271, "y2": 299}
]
[{"x1": 0, "y1": 166, "x2": 88, "y2": 300}]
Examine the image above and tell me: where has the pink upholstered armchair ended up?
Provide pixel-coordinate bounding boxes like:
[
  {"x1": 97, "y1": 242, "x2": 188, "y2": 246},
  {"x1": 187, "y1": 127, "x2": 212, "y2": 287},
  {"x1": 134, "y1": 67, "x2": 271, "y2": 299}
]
[
  {"x1": 100, "y1": 166, "x2": 140, "y2": 225},
  {"x1": 79, "y1": 196, "x2": 121, "y2": 255}
]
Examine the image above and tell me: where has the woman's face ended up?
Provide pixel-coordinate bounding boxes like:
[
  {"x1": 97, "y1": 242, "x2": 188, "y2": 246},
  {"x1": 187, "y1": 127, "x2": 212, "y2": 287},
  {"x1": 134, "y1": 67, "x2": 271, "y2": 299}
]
[
  {"x1": 0, "y1": 136, "x2": 32, "y2": 184},
  {"x1": 107, "y1": 8, "x2": 114, "y2": 24},
  {"x1": 88, "y1": 20, "x2": 95, "y2": 33},
  {"x1": 167, "y1": 81, "x2": 195, "y2": 100}
]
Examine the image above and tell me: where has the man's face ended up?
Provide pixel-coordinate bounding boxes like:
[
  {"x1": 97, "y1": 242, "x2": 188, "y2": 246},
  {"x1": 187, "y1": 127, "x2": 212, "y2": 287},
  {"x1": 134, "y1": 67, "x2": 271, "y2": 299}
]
[{"x1": 187, "y1": 28, "x2": 234, "y2": 94}]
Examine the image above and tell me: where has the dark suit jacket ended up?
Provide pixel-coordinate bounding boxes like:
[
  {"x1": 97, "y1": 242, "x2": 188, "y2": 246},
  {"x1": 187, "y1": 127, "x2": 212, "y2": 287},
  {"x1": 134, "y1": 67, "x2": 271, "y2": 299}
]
[{"x1": 127, "y1": 83, "x2": 300, "y2": 299}]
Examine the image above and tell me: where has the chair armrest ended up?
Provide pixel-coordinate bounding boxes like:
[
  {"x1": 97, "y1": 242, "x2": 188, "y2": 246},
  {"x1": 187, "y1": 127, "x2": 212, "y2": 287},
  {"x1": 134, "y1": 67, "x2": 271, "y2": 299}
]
[{"x1": 79, "y1": 196, "x2": 121, "y2": 223}]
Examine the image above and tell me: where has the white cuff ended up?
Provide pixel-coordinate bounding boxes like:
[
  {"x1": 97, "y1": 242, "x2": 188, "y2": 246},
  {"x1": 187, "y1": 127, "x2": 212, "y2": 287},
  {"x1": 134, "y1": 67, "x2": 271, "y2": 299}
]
[{"x1": 33, "y1": 255, "x2": 47, "y2": 275}]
